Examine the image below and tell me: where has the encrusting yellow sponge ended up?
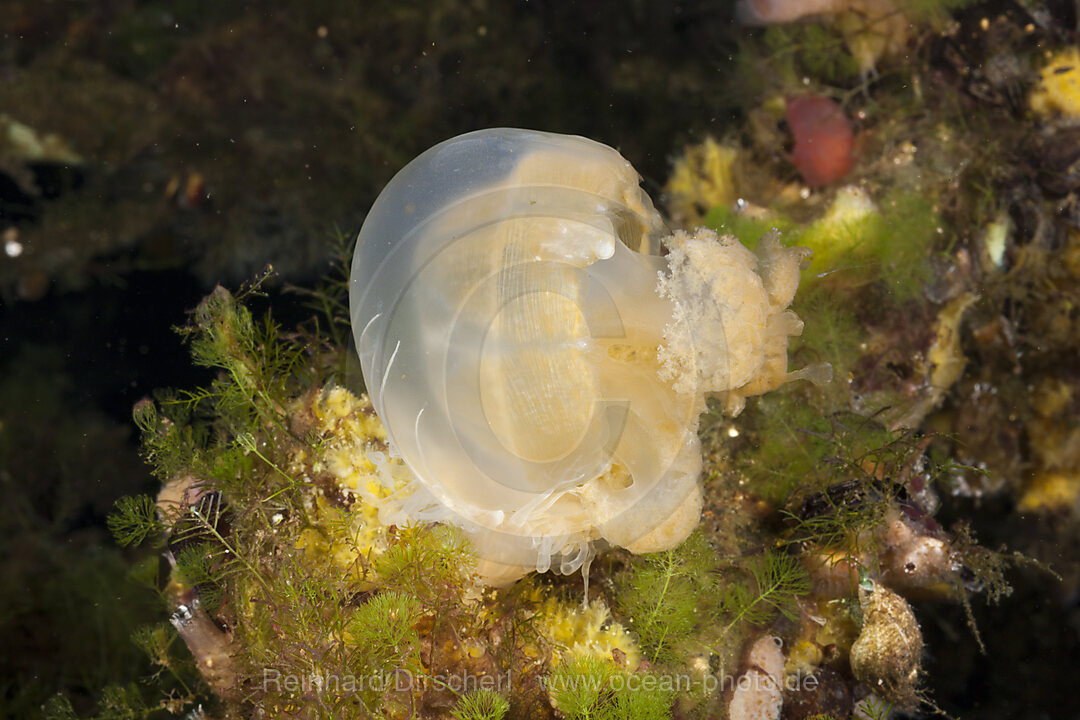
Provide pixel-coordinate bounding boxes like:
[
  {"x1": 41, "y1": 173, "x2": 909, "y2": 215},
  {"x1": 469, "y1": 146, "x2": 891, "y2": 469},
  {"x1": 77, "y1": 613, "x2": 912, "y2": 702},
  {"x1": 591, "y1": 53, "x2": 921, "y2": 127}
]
[{"x1": 1031, "y1": 47, "x2": 1080, "y2": 118}]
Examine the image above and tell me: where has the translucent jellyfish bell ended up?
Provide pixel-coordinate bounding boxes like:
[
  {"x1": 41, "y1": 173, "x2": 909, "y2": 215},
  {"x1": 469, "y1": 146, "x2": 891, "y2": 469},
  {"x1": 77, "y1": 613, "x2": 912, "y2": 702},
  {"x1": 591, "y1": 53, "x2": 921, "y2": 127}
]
[{"x1": 350, "y1": 128, "x2": 822, "y2": 584}]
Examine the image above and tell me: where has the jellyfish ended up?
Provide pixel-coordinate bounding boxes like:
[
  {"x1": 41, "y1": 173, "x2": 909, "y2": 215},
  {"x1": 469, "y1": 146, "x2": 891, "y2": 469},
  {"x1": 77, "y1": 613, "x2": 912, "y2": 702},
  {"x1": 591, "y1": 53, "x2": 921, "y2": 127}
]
[{"x1": 349, "y1": 128, "x2": 826, "y2": 585}]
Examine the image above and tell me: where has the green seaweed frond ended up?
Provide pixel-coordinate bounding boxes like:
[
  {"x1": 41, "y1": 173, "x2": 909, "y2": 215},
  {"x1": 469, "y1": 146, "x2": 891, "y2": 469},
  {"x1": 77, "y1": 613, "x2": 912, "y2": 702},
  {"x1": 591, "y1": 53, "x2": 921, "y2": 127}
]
[
  {"x1": 450, "y1": 688, "x2": 511, "y2": 720},
  {"x1": 718, "y1": 550, "x2": 810, "y2": 633},
  {"x1": 130, "y1": 622, "x2": 174, "y2": 673},
  {"x1": 174, "y1": 541, "x2": 230, "y2": 611},
  {"x1": 171, "y1": 493, "x2": 271, "y2": 594},
  {"x1": 762, "y1": 23, "x2": 860, "y2": 85},
  {"x1": 796, "y1": 187, "x2": 942, "y2": 304},
  {"x1": 731, "y1": 392, "x2": 837, "y2": 503},
  {"x1": 546, "y1": 655, "x2": 618, "y2": 720},
  {"x1": 106, "y1": 494, "x2": 166, "y2": 547},
  {"x1": 346, "y1": 590, "x2": 423, "y2": 670},
  {"x1": 768, "y1": 23, "x2": 859, "y2": 84},
  {"x1": 131, "y1": 621, "x2": 200, "y2": 697},
  {"x1": 172, "y1": 283, "x2": 305, "y2": 439},
  {"x1": 859, "y1": 694, "x2": 895, "y2": 720},
  {"x1": 242, "y1": 549, "x2": 387, "y2": 715},
  {"x1": 125, "y1": 555, "x2": 164, "y2": 596},
  {"x1": 128, "y1": 279, "x2": 324, "y2": 535},
  {"x1": 545, "y1": 655, "x2": 675, "y2": 720},
  {"x1": 615, "y1": 530, "x2": 715, "y2": 663},
  {"x1": 703, "y1": 205, "x2": 800, "y2": 252},
  {"x1": 781, "y1": 418, "x2": 924, "y2": 549},
  {"x1": 735, "y1": 401, "x2": 929, "y2": 558},
  {"x1": 131, "y1": 397, "x2": 205, "y2": 481},
  {"x1": 790, "y1": 283, "x2": 862, "y2": 389},
  {"x1": 780, "y1": 482, "x2": 891, "y2": 560},
  {"x1": 373, "y1": 524, "x2": 478, "y2": 608},
  {"x1": 874, "y1": 189, "x2": 941, "y2": 301},
  {"x1": 600, "y1": 678, "x2": 677, "y2": 720},
  {"x1": 130, "y1": 281, "x2": 315, "y2": 510}
]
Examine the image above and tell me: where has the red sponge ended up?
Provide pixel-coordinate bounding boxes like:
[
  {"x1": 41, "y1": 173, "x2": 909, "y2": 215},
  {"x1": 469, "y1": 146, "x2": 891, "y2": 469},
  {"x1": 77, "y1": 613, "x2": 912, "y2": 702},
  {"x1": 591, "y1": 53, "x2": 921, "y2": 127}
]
[{"x1": 786, "y1": 95, "x2": 856, "y2": 187}]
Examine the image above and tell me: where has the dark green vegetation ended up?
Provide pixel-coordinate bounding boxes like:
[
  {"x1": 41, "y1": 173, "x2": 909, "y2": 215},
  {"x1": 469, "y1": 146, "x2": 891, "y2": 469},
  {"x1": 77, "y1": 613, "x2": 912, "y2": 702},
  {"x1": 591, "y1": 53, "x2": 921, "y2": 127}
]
[
  {"x1": 42, "y1": 280, "x2": 337, "y2": 717},
  {"x1": 0, "y1": 346, "x2": 159, "y2": 717},
  {"x1": 701, "y1": 1, "x2": 1080, "y2": 715},
  {"x1": 449, "y1": 689, "x2": 510, "y2": 720},
  {"x1": 544, "y1": 655, "x2": 675, "y2": 720},
  {"x1": 59, "y1": 280, "x2": 822, "y2": 719},
  {"x1": 51, "y1": 279, "x2": 539, "y2": 719},
  {"x1": 613, "y1": 530, "x2": 810, "y2": 667}
]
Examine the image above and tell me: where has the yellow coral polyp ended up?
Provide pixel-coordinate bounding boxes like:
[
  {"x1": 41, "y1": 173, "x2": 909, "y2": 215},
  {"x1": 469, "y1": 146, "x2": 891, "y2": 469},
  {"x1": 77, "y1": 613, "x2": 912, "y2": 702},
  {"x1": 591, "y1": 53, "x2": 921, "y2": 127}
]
[
  {"x1": 290, "y1": 387, "x2": 408, "y2": 575},
  {"x1": 309, "y1": 387, "x2": 399, "y2": 498},
  {"x1": 539, "y1": 597, "x2": 640, "y2": 671},
  {"x1": 1030, "y1": 47, "x2": 1080, "y2": 118},
  {"x1": 293, "y1": 497, "x2": 386, "y2": 580},
  {"x1": 664, "y1": 137, "x2": 739, "y2": 228},
  {"x1": 313, "y1": 386, "x2": 389, "y2": 446}
]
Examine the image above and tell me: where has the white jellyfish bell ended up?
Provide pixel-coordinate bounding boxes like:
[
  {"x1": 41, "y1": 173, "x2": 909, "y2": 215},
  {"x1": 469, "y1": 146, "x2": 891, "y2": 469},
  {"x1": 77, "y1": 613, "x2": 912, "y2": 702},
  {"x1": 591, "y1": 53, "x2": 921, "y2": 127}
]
[{"x1": 349, "y1": 128, "x2": 828, "y2": 586}]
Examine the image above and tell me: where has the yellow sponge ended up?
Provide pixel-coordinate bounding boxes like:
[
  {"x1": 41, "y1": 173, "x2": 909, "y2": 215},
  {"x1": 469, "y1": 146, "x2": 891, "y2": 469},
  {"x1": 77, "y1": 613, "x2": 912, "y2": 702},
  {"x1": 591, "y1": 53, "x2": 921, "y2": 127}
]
[{"x1": 1031, "y1": 47, "x2": 1080, "y2": 118}]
